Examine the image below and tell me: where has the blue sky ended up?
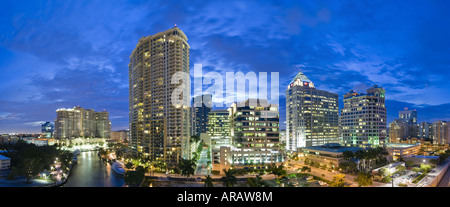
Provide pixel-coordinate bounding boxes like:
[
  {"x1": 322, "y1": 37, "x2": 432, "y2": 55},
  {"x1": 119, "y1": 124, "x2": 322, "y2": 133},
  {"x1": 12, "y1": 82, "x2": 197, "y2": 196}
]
[{"x1": 0, "y1": 0, "x2": 449, "y2": 133}]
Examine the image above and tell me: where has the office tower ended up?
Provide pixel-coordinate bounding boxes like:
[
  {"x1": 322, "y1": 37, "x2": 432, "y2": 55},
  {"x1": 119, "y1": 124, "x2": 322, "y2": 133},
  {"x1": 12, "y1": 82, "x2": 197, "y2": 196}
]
[
  {"x1": 192, "y1": 94, "x2": 212, "y2": 136},
  {"x1": 208, "y1": 109, "x2": 231, "y2": 171},
  {"x1": 286, "y1": 69, "x2": 339, "y2": 151},
  {"x1": 432, "y1": 121, "x2": 450, "y2": 145},
  {"x1": 389, "y1": 119, "x2": 408, "y2": 143},
  {"x1": 41, "y1": 122, "x2": 54, "y2": 138},
  {"x1": 129, "y1": 26, "x2": 190, "y2": 165},
  {"x1": 340, "y1": 85, "x2": 387, "y2": 146},
  {"x1": 389, "y1": 108, "x2": 418, "y2": 142},
  {"x1": 228, "y1": 99, "x2": 283, "y2": 166},
  {"x1": 54, "y1": 106, "x2": 111, "y2": 139},
  {"x1": 399, "y1": 107, "x2": 417, "y2": 124},
  {"x1": 418, "y1": 122, "x2": 432, "y2": 139}
]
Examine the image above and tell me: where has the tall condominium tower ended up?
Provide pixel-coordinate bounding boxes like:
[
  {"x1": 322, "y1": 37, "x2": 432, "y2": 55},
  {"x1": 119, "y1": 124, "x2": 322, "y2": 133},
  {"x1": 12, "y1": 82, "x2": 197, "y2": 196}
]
[
  {"x1": 286, "y1": 70, "x2": 339, "y2": 151},
  {"x1": 418, "y1": 122, "x2": 432, "y2": 139},
  {"x1": 192, "y1": 94, "x2": 212, "y2": 136},
  {"x1": 129, "y1": 26, "x2": 190, "y2": 165},
  {"x1": 340, "y1": 85, "x2": 387, "y2": 147},
  {"x1": 432, "y1": 121, "x2": 450, "y2": 145},
  {"x1": 54, "y1": 106, "x2": 111, "y2": 139}
]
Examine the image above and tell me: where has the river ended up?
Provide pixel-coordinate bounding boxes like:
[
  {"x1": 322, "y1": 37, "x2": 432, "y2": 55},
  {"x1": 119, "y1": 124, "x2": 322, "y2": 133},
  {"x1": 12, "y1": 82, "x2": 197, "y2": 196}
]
[{"x1": 63, "y1": 151, "x2": 125, "y2": 187}]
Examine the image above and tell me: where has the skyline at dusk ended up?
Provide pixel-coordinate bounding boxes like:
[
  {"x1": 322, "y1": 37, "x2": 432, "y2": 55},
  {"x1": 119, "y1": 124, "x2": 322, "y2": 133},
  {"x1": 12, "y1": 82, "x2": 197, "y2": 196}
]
[{"x1": 1, "y1": 0, "x2": 450, "y2": 133}]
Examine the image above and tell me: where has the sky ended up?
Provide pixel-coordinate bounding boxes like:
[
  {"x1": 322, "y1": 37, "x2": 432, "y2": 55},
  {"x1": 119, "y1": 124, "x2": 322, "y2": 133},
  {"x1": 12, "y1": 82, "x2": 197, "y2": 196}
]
[{"x1": 0, "y1": 0, "x2": 449, "y2": 133}]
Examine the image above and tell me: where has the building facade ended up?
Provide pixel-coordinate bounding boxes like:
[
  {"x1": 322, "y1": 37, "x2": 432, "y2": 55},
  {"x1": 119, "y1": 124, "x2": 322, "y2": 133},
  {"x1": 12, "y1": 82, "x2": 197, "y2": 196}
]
[
  {"x1": 54, "y1": 106, "x2": 111, "y2": 139},
  {"x1": 431, "y1": 121, "x2": 450, "y2": 145},
  {"x1": 418, "y1": 122, "x2": 432, "y2": 140},
  {"x1": 340, "y1": 85, "x2": 387, "y2": 147},
  {"x1": 193, "y1": 94, "x2": 212, "y2": 136},
  {"x1": 129, "y1": 26, "x2": 190, "y2": 165},
  {"x1": 41, "y1": 122, "x2": 54, "y2": 138},
  {"x1": 208, "y1": 109, "x2": 231, "y2": 171},
  {"x1": 228, "y1": 99, "x2": 283, "y2": 167},
  {"x1": 286, "y1": 70, "x2": 339, "y2": 151}
]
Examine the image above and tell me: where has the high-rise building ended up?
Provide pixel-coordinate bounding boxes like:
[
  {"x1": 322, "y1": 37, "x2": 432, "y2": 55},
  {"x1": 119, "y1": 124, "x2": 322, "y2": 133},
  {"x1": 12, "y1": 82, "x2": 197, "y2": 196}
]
[
  {"x1": 389, "y1": 108, "x2": 418, "y2": 142},
  {"x1": 208, "y1": 109, "x2": 231, "y2": 171},
  {"x1": 418, "y1": 122, "x2": 432, "y2": 140},
  {"x1": 340, "y1": 85, "x2": 387, "y2": 147},
  {"x1": 54, "y1": 106, "x2": 111, "y2": 139},
  {"x1": 129, "y1": 26, "x2": 190, "y2": 165},
  {"x1": 431, "y1": 121, "x2": 450, "y2": 145},
  {"x1": 193, "y1": 94, "x2": 212, "y2": 136},
  {"x1": 111, "y1": 130, "x2": 130, "y2": 143},
  {"x1": 41, "y1": 122, "x2": 54, "y2": 138},
  {"x1": 399, "y1": 107, "x2": 417, "y2": 124},
  {"x1": 286, "y1": 69, "x2": 339, "y2": 151},
  {"x1": 228, "y1": 99, "x2": 283, "y2": 167},
  {"x1": 389, "y1": 119, "x2": 408, "y2": 143}
]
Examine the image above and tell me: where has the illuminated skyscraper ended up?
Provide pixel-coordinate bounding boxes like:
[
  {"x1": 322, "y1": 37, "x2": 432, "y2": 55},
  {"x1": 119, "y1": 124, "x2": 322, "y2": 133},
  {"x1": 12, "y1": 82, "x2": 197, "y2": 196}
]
[
  {"x1": 389, "y1": 107, "x2": 418, "y2": 142},
  {"x1": 286, "y1": 69, "x2": 339, "y2": 151},
  {"x1": 192, "y1": 94, "x2": 212, "y2": 136},
  {"x1": 54, "y1": 106, "x2": 111, "y2": 139},
  {"x1": 432, "y1": 121, "x2": 450, "y2": 145},
  {"x1": 129, "y1": 26, "x2": 190, "y2": 165},
  {"x1": 41, "y1": 122, "x2": 54, "y2": 138},
  {"x1": 340, "y1": 85, "x2": 387, "y2": 147}
]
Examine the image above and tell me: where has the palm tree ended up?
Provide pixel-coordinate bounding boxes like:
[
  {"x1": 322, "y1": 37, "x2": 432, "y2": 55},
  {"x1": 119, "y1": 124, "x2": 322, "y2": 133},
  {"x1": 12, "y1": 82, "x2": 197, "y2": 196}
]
[
  {"x1": 179, "y1": 158, "x2": 196, "y2": 181},
  {"x1": 204, "y1": 174, "x2": 214, "y2": 187},
  {"x1": 222, "y1": 169, "x2": 237, "y2": 187}
]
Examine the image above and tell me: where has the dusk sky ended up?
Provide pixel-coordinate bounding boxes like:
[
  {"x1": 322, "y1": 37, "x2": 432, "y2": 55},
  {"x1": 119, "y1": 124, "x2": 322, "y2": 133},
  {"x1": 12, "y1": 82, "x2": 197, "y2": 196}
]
[{"x1": 1, "y1": 0, "x2": 450, "y2": 133}]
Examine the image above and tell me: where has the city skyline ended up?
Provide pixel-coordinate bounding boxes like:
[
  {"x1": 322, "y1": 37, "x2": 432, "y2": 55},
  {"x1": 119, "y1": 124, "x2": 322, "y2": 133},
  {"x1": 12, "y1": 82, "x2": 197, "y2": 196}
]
[{"x1": 1, "y1": 0, "x2": 450, "y2": 133}]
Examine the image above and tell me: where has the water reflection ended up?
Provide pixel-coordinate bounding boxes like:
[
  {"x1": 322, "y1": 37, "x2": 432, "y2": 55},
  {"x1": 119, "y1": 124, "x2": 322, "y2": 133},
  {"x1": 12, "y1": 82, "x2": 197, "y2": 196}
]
[{"x1": 64, "y1": 151, "x2": 125, "y2": 187}]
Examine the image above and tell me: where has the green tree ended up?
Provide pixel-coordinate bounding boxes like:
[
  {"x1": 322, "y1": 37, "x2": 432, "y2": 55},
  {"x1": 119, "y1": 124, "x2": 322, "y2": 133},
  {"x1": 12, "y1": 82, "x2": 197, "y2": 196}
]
[
  {"x1": 354, "y1": 172, "x2": 373, "y2": 187},
  {"x1": 342, "y1": 150, "x2": 354, "y2": 161},
  {"x1": 330, "y1": 174, "x2": 346, "y2": 187},
  {"x1": 179, "y1": 158, "x2": 196, "y2": 180},
  {"x1": 204, "y1": 174, "x2": 214, "y2": 187},
  {"x1": 222, "y1": 169, "x2": 237, "y2": 187},
  {"x1": 270, "y1": 164, "x2": 286, "y2": 179},
  {"x1": 420, "y1": 164, "x2": 431, "y2": 173},
  {"x1": 405, "y1": 160, "x2": 414, "y2": 167},
  {"x1": 396, "y1": 165, "x2": 406, "y2": 173},
  {"x1": 125, "y1": 162, "x2": 134, "y2": 169},
  {"x1": 247, "y1": 174, "x2": 266, "y2": 187},
  {"x1": 411, "y1": 167, "x2": 421, "y2": 175}
]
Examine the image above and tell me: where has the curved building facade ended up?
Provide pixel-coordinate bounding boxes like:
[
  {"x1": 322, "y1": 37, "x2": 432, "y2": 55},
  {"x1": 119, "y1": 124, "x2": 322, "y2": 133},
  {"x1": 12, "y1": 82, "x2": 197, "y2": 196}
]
[{"x1": 129, "y1": 26, "x2": 190, "y2": 165}]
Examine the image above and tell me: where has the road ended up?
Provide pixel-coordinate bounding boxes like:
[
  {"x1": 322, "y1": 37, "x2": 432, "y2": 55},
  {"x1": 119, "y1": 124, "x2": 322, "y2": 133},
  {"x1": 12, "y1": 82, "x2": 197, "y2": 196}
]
[
  {"x1": 195, "y1": 147, "x2": 209, "y2": 175},
  {"x1": 63, "y1": 151, "x2": 125, "y2": 187}
]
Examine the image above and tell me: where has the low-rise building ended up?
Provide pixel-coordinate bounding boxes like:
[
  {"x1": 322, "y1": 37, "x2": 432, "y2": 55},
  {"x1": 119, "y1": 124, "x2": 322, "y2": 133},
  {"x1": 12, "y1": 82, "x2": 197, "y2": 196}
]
[
  {"x1": 300, "y1": 143, "x2": 361, "y2": 169},
  {"x1": 385, "y1": 143, "x2": 421, "y2": 161},
  {"x1": 0, "y1": 155, "x2": 11, "y2": 171},
  {"x1": 404, "y1": 155, "x2": 439, "y2": 166}
]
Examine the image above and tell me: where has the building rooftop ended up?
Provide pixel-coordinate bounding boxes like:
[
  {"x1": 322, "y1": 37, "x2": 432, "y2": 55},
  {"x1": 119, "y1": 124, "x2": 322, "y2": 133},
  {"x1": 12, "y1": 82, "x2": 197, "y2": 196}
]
[
  {"x1": 302, "y1": 143, "x2": 361, "y2": 153},
  {"x1": 0, "y1": 155, "x2": 10, "y2": 160},
  {"x1": 289, "y1": 69, "x2": 312, "y2": 85},
  {"x1": 385, "y1": 143, "x2": 420, "y2": 148}
]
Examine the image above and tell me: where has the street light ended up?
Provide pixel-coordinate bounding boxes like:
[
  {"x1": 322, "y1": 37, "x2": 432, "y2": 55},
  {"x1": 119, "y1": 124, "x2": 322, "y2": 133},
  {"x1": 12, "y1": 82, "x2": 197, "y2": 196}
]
[{"x1": 391, "y1": 175, "x2": 395, "y2": 187}]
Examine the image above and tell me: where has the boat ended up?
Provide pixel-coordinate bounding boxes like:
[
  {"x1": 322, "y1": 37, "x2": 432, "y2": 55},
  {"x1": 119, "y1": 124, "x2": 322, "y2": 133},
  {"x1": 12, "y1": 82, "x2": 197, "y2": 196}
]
[
  {"x1": 111, "y1": 162, "x2": 125, "y2": 175},
  {"x1": 72, "y1": 156, "x2": 78, "y2": 163}
]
